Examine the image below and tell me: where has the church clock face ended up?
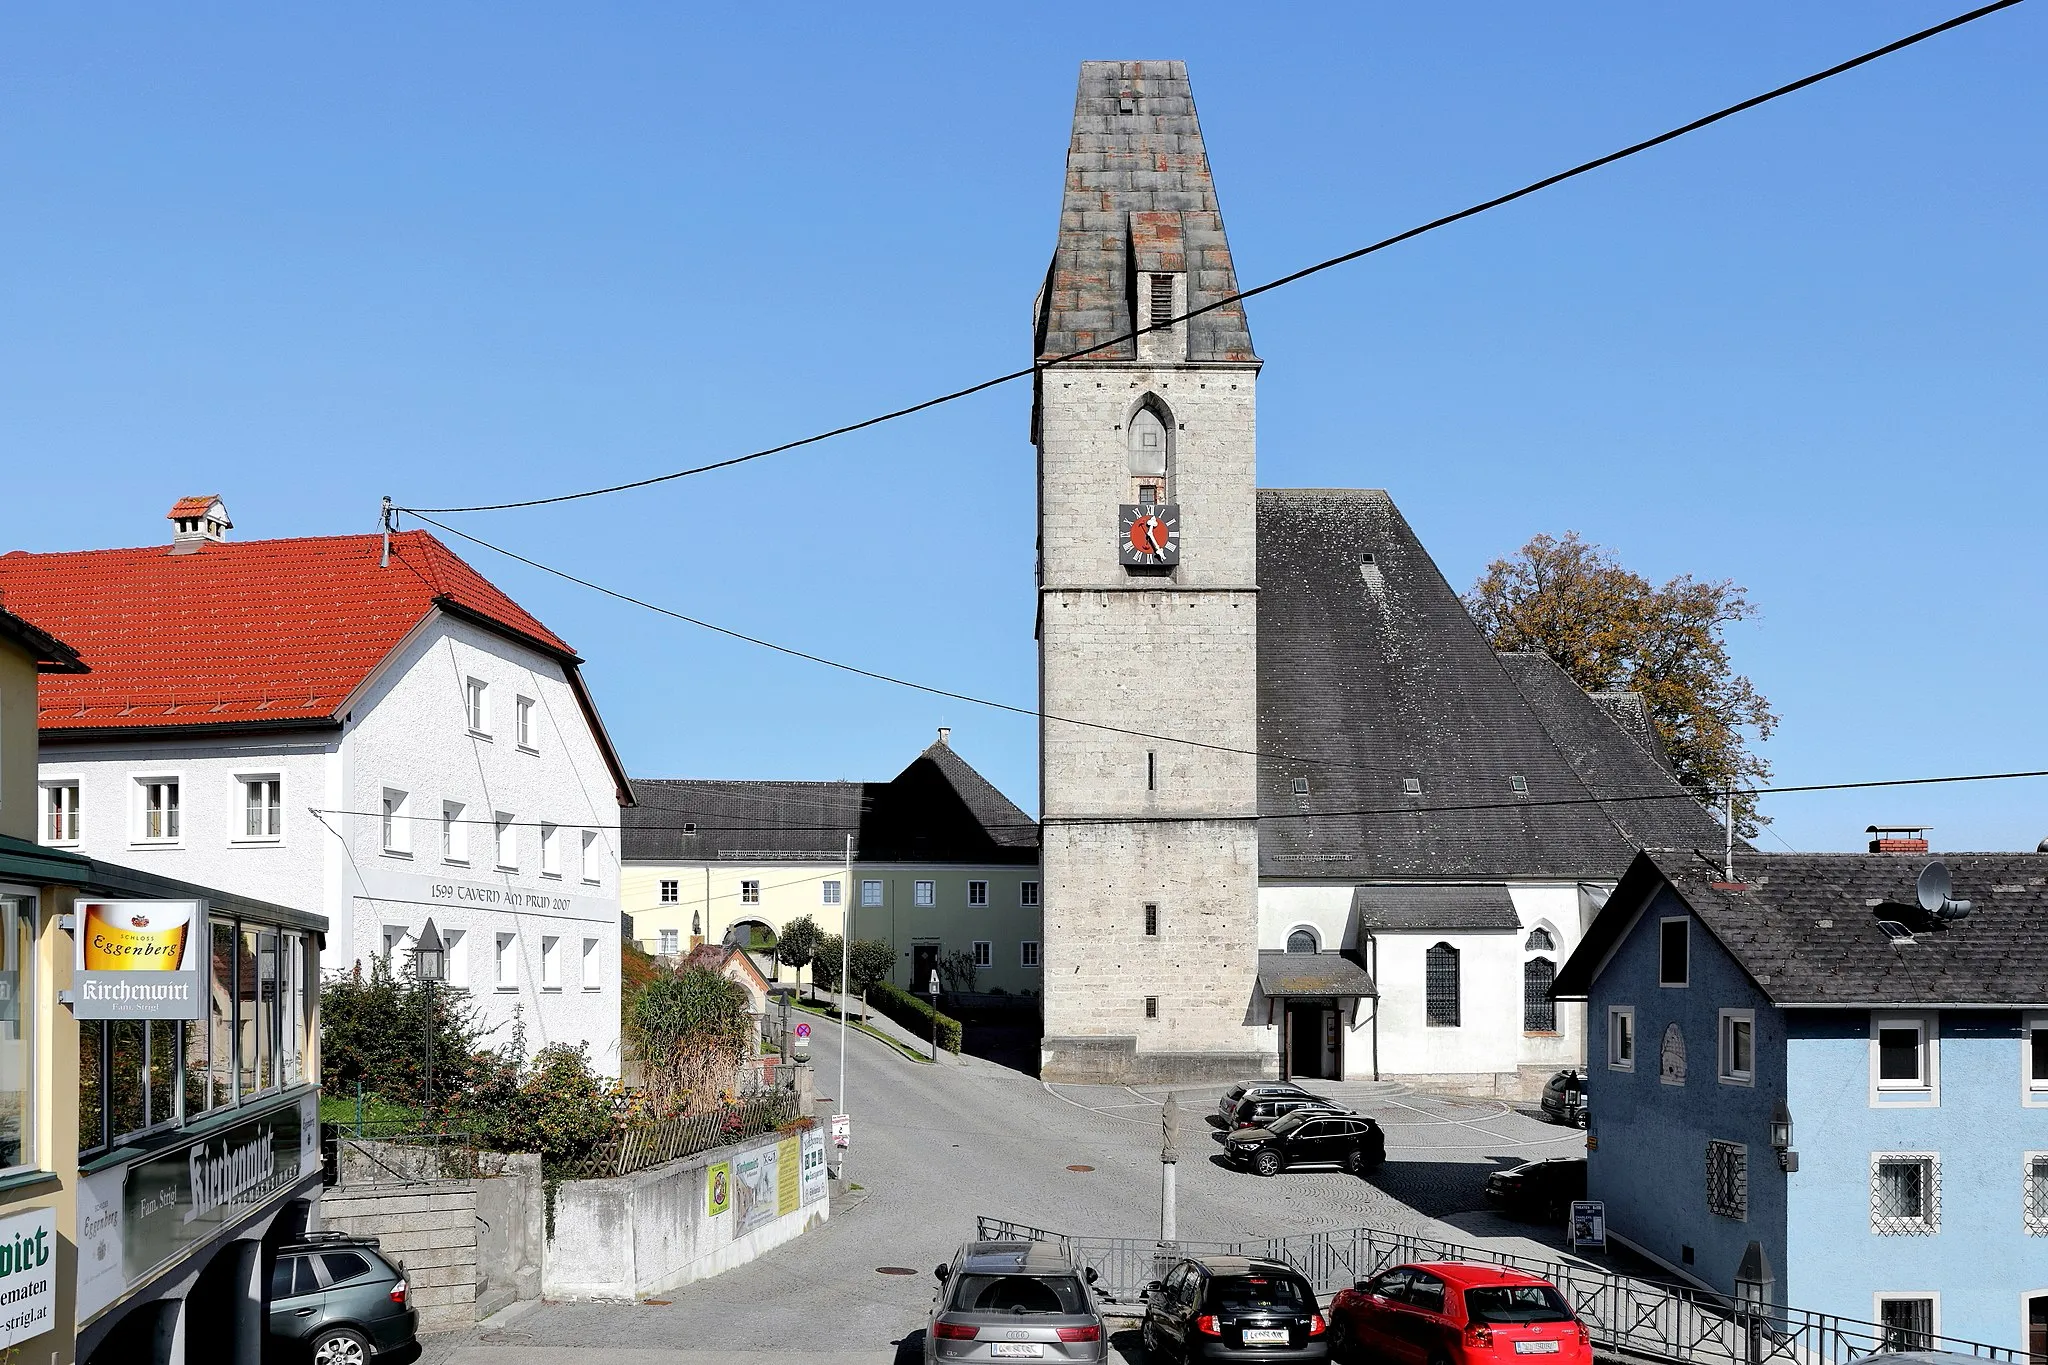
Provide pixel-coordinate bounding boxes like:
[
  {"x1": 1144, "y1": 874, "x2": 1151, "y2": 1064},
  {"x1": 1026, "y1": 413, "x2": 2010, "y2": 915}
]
[{"x1": 1119, "y1": 503, "x2": 1181, "y2": 567}]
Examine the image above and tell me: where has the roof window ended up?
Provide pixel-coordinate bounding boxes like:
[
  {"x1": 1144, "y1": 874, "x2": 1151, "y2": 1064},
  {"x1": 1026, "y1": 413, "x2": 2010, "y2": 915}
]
[
  {"x1": 1292, "y1": 777, "x2": 1309, "y2": 797},
  {"x1": 1511, "y1": 774, "x2": 1529, "y2": 794},
  {"x1": 1402, "y1": 777, "x2": 1423, "y2": 797}
]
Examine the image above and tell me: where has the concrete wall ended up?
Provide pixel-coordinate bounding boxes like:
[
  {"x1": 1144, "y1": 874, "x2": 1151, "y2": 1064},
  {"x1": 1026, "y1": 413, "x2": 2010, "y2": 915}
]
[
  {"x1": 544, "y1": 1131, "x2": 829, "y2": 1301},
  {"x1": 319, "y1": 1185, "x2": 480, "y2": 1333},
  {"x1": 474, "y1": 1153, "x2": 543, "y2": 1319},
  {"x1": 1787, "y1": 1009, "x2": 2048, "y2": 1349},
  {"x1": 1586, "y1": 883, "x2": 1787, "y2": 1303},
  {"x1": 1037, "y1": 364, "x2": 1265, "y2": 1081}
]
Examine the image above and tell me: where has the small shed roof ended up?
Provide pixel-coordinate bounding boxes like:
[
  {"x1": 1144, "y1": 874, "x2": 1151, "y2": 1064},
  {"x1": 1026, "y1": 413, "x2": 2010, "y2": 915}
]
[
  {"x1": 1256, "y1": 951, "x2": 1377, "y2": 999},
  {"x1": 1349, "y1": 885, "x2": 1521, "y2": 931}
]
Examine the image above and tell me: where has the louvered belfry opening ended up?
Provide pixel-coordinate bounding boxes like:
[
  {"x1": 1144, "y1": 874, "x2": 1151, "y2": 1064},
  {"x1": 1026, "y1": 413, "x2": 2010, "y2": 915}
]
[{"x1": 1150, "y1": 272, "x2": 1175, "y2": 331}]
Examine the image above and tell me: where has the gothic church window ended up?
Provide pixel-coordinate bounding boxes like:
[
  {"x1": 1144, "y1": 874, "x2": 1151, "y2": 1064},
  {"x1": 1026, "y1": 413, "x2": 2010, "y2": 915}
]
[
  {"x1": 1128, "y1": 405, "x2": 1169, "y2": 504},
  {"x1": 1525, "y1": 927, "x2": 1555, "y2": 952},
  {"x1": 1426, "y1": 943, "x2": 1461, "y2": 1027},
  {"x1": 1287, "y1": 929, "x2": 1318, "y2": 955},
  {"x1": 1524, "y1": 958, "x2": 1557, "y2": 1031}
]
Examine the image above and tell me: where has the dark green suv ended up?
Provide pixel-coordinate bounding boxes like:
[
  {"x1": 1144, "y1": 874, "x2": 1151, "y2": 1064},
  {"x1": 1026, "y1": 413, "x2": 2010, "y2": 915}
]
[{"x1": 268, "y1": 1233, "x2": 420, "y2": 1364}]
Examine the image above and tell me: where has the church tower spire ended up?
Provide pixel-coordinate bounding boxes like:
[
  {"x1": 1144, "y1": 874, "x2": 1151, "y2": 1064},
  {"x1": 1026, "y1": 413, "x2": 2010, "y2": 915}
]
[{"x1": 1034, "y1": 62, "x2": 1269, "y2": 1083}]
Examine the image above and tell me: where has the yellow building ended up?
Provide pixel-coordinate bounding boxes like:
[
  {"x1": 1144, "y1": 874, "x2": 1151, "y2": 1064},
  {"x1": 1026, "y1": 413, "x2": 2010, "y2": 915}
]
[
  {"x1": 623, "y1": 733, "x2": 1043, "y2": 998},
  {"x1": 0, "y1": 604, "x2": 328, "y2": 1363}
]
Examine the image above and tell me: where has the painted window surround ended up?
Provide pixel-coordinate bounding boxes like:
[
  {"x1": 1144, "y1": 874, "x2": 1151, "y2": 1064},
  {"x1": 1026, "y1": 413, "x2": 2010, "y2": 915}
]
[{"x1": 1870, "y1": 1011, "x2": 1941, "y2": 1108}]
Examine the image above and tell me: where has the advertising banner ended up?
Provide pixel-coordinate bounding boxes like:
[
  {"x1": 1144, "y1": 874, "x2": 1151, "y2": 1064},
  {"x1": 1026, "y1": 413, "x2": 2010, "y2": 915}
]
[
  {"x1": 0, "y1": 1206, "x2": 55, "y2": 1347},
  {"x1": 75, "y1": 1167, "x2": 124, "y2": 1324},
  {"x1": 799, "y1": 1129, "x2": 827, "y2": 1207},
  {"x1": 734, "y1": 1143, "x2": 778, "y2": 1231},
  {"x1": 705, "y1": 1161, "x2": 731, "y2": 1218},
  {"x1": 72, "y1": 900, "x2": 205, "y2": 1020},
  {"x1": 1568, "y1": 1200, "x2": 1607, "y2": 1252},
  {"x1": 774, "y1": 1136, "x2": 800, "y2": 1217}
]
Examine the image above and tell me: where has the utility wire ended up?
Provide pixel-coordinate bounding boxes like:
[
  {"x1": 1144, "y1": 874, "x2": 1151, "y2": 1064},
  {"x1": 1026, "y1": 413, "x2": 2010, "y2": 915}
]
[
  {"x1": 397, "y1": 0, "x2": 2024, "y2": 517},
  {"x1": 306, "y1": 765, "x2": 2048, "y2": 834}
]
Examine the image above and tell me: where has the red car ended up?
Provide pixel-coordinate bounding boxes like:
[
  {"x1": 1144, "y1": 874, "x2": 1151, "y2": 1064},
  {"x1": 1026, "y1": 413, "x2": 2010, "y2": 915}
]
[{"x1": 1327, "y1": 1262, "x2": 1590, "y2": 1365}]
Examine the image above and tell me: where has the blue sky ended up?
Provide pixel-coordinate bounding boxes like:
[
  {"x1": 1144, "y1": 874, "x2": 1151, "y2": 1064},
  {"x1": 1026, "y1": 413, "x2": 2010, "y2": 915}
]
[{"x1": 4, "y1": 3, "x2": 2042, "y2": 852}]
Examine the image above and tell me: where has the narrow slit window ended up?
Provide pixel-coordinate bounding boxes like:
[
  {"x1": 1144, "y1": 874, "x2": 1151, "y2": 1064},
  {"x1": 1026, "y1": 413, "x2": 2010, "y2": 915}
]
[
  {"x1": 1143, "y1": 904, "x2": 1159, "y2": 938},
  {"x1": 1147, "y1": 751, "x2": 1156, "y2": 791},
  {"x1": 1144, "y1": 996, "x2": 1158, "y2": 1020}
]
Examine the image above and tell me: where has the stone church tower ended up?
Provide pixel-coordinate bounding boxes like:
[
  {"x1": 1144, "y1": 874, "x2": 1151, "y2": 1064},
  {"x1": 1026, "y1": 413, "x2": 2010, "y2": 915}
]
[{"x1": 1033, "y1": 61, "x2": 1270, "y2": 1083}]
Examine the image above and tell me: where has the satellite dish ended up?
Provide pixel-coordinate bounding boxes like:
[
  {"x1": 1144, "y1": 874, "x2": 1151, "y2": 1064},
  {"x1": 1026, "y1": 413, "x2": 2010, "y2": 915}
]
[
  {"x1": 1915, "y1": 860, "x2": 1973, "y2": 922},
  {"x1": 1916, "y1": 862, "x2": 1951, "y2": 914}
]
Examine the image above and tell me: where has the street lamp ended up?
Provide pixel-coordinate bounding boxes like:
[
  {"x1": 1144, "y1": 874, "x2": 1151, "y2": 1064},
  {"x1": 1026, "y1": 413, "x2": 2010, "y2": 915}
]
[
  {"x1": 1770, "y1": 1099, "x2": 1797, "y2": 1172},
  {"x1": 415, "y1": 918, "x2": 446, "y2": 1115}
]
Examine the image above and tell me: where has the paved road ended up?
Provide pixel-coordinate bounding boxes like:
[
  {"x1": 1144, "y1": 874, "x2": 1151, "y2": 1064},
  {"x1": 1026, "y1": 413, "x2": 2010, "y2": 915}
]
[{"x1": 426, "y1": 1018, "x2": 1585, "y2": 1364}]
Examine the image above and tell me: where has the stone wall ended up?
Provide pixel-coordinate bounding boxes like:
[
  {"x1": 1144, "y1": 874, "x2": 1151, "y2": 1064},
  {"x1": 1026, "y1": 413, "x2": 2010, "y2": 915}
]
[{"x1": 318, "y1": 1185, "x2": 479, "y2": 1333}]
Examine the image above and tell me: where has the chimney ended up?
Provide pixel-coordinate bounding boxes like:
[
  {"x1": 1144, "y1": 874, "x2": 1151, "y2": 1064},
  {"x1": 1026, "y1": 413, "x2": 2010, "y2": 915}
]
[
  {"x1": 167, "y1": 495, "x2": 232, "y2": 553},
  {"x1": 1867, "y1": 824, "x2": 1931, "y2": 854},
  {"x1": 936, "y1": 727, "x2": 951, "y2": 747}
]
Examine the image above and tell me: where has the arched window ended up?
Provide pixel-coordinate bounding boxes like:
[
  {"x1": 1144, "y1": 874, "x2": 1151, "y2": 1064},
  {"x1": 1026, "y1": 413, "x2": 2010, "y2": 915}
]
[
  {"x1": 1524, "y1": 927, "x2": 1556, "y2": 952},
  {"x1": 1286, "y1": 928, "x2": 1318, "y2": 955},
  {"x1": 1425, "y1": 943, "x2": 1460, "y2": 1027},
  {"x1": 1127, "y1": 405, "x2": 1169, "y2": 505},
  {"x1": 1524, "y1": 957, "x2": 1557, "y2": 1032}
]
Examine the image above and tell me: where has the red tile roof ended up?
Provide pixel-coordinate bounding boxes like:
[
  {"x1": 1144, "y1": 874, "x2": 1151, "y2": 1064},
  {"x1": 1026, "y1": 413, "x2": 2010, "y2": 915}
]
[
  {"x1": 0, "y1": 531, "x2": 576, "y2": 732},
  {"x1": 167, "y1": 495, "x2": 224, "y2": 520}
]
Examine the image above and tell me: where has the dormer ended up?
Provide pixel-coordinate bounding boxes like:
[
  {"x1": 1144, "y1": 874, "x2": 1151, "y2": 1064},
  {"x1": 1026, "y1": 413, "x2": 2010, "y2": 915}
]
[
  {"x1": 1128, "y1": 211, "x2": 1188, "y2": 363},
  {"x1": 167, "y1": 495, "x2": 232, "y2": 553}
]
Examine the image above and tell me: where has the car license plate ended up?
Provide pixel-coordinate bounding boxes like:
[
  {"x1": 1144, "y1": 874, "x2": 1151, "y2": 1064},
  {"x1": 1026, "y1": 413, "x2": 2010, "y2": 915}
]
[
  {"x1": 1515, "y1": 1340, "x2": 1561, "y2": 1353},
  {"x1": 1243, "y1": 1328, "x2": 1289, "y2": 1344},
  {"x1": 989, "y1": 1346, "x2": 1044, "y2": 1359}
]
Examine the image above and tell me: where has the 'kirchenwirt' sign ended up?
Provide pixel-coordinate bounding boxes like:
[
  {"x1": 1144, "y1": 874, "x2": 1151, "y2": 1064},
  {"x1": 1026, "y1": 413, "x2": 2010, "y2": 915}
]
[
  {"x1": 72, "y1": 900, "x2": 206, "y2": 1020},
  {"x1": 0, "y1": 1207, "x2": 56, "y2": 1346}
]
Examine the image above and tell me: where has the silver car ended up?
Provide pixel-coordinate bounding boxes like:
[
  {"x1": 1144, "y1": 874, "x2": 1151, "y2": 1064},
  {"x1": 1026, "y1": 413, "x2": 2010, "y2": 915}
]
[{"x1": 929, "y1": 1240, "x2": 1108, "y2": 1362}]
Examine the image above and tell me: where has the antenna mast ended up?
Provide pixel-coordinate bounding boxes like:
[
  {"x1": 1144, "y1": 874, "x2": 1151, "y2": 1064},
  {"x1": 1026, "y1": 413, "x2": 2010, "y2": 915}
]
[{"x1": 380, "y1": 496, "x2": 393, "y2": 567}]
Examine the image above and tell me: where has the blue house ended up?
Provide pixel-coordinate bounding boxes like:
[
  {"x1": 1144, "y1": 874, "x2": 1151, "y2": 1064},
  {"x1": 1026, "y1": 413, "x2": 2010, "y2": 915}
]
[{"x1": 1555, "y1": 849, "x2": 2048, "y2": 1357}]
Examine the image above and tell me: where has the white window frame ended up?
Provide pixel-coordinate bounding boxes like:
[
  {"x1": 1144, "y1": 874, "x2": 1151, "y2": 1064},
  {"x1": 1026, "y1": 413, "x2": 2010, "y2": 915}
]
[
  {"x1": 515, "y1": 695, "x2": 537, "y2": 752},
  {"x1": 1608, "y1": 1006, "x2": 1636, "y2": 1072},
  {"x1": 822, "y1": 880, "x2": 842, "y2": 906},
  {"x1": 968, "y1": 880, "x2": 988, "y2": 907},
  {"x1": 1871, "y1": 1152, "x2": 1942, "y2": 1235},
  {"x1": 233, "y1": 773, "x2": 284, "y2": 844},
  {"x1": 1020, "y1": 940, "x2": 1040, "y2": 968},
  {"x1": 494, "y1": 813, "x2": 517, "y2": 871},
  {"x1": 658, "y1": 879, "x2": 679, "y2": 905},
  {"x1": 1020, "y1": 881, "x2": 1040, "y2": 908},
  {"x1": 2024, "y1": 1012, "x2": 2048, "y2": 1107},
  {"x1": 540, "y1": 935, "x2": 562, "y2": 990},
  {"x1": 581, "y1": 937, "x2": 600, "y2": 991},
  {"x1": 971, "y1": 940, "x2": 992, "y2": 968},
  {"x1": 658, "y1": 928, "x2": 680, "y2": 956},
  {"x1": 1871, "y1": 1013, "x2": 1940, "y2": 1105},
  {"x1": 134, "y1": 774, "x2": 183, "y2": 846},
  {"x1": 1659, "y1": 917, "x2": 1689, "y2": 988},
  {"x1": 446, "y1": 929, "x2": 468, "y2": 989},
  {"x1": 465, "y1": 677, "x2": 490, "y2": 737},
  {"x1": 1873, "y1": 1294, "x2": 1940, "y2": 1349},
  {"x1": 40, "y1": 780, "x2": 81, "y2": 846},
  {"x1": 914, "y1": 881, "x2": 935, "y2": 907},
  {"x1": 581, "y1": 829, "x2": 601, "y2": 885},
  {"x1": 740, "y1": 880, "x2": 761, "y2": 905},
  {"x1": 442, "y1": 802, "x2": 469, "y2": 865},
  {"x1": 539, "y1": 824, "x2": 560, "y2": 878},
  {"x1": 861, "y1": 880, "x2": 884, "y2": 908},
  {"x1": 494, "y1": 932, "x2": 517, "y2": 990},
  {"x1": 1719, "y1": 1009, "x2": 1756, "y2": 1087},
  {"x1": 380, "y1": 787, "x2": 410, "y2": 856}
]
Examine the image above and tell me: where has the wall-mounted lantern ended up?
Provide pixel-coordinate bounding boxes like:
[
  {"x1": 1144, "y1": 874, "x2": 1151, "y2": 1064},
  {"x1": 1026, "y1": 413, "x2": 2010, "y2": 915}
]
[{"x1": 1770, "y1": 1099, "x2": 1797, "y2": 1172}]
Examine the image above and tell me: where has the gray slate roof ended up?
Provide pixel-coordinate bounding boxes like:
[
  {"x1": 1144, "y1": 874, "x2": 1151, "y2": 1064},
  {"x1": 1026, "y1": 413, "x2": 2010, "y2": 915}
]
[
  {"x1": 1256, "y1": 951, "x2": 1378, "y2": 999},
  {"x1": 1035, "y1": 61, "x2": 1256, "y2": 365},
  {"x1": 625, "y1": 738, "x2": 1037, "y2": 865},
  {"x1": 1349, "y1": 885, "x2": 1521, "y2": 931},
  {"x1": 1556, "y1": 850, "x2": 2048, "y2": 1006},
  {"x1": 1255, "y1": 489, "x2": 1727, "y2": 880}
]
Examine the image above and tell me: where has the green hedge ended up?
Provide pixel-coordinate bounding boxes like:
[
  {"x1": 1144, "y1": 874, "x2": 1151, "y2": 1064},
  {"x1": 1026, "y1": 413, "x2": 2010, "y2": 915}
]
[{"x1": 870, "y1": 982, "x2": 963, "y2": 1054}]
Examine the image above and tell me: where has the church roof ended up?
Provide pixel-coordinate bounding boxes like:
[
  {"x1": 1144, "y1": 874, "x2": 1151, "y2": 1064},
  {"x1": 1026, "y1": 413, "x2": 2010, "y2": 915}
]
[
  {"x1": 1035, "y1": 61, "x2": 1256, "y2": 365},
  {"x1": 624, "y1": 734, "x2": 1038, "y2": 866},
  {"x1": 1255, "y1": 489, "x2": 1727, "y2": 880}
]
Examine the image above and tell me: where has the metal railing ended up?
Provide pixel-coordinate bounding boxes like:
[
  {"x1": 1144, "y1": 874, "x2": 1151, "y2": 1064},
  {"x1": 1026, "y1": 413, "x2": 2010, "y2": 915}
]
[
  {"x1": 974, "y1": 1217, "x2": 2024, "y2": 1365},
  {"x1": 322, "y1": 1123, "x2": 492, "y2": 1187},
  {"x1": 556, "y1": 1090, "x2": 806, "y2": 1180}
]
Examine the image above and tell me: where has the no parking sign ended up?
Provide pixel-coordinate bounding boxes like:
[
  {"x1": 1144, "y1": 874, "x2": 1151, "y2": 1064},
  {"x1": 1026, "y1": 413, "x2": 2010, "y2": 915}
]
[{"x1": 793, "y1": 1019, "x2": 811, "y2": 1059}]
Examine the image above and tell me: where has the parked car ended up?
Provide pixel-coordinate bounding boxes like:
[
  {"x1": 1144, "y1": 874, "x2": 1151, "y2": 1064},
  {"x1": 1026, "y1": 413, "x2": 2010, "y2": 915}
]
[
  {"x1": 1218, "y1": 1109, "x2": 1385, "y2": 1177},
  {"x1": 267, "y1": 1232, "x2": 419, "y2": 1364},
  {"x1": 929, "y1": 1239, "x2": 1107, "y2": 1362},
  {"x1": 1538, "y1": 1071, "x2": 1588, "y2": 1127},
  {"x1": 1206, "y1": 1092, "x2": 1351, "y2": 1133},
  {"x1": 1329, "y1": 1262, "x2": 1590, "y2": 1365},
  {"x1": 1483, "y1": 1158, "x2": 1587, "y2": 1222},
  {"x1": 1214, "y1": 1081, "x2": 1318, "y2": 1122},
  {"x1": 1142, "y1": 1254, "x2": 1328, "y2": 1362}
]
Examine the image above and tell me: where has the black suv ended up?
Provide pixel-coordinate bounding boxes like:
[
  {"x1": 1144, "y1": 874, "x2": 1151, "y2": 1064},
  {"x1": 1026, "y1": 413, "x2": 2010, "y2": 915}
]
[
  {"x1": 1484, "y1": 1156, "x2": 1588, "y2": 1221},
  {"x1": 1539, "y1": 1070, "x2": 1588, "y2": 1127},
  {"x1": 1143, "y1": 1255, "x2": 1328, "y2": 1362},
  {"x1": 1206, "y1": 1093, "x2": 1349, "y2": 1133},
  {"x1": 268, "y1": 1232, "x2": 420, "y2": 1364},
  {"x1": 1218, "y1": 1110, "x2": 1385, "y2": 1177}
]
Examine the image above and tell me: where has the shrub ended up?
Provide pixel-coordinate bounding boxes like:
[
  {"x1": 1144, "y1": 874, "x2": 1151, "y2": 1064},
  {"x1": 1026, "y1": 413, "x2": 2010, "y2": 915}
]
[
  {"x1": 627, "y1": 966, "x2": 754, "y2": 1117},
  {"x1": 320, "y1": 955, "x2": 486, "y2": 1113},
  {"x1": 871, "y1": 981, "x2": 962, "y2": 1054},
  {"x1": 446, "y1": 1041, "x2": 624, "y2": 1174}
]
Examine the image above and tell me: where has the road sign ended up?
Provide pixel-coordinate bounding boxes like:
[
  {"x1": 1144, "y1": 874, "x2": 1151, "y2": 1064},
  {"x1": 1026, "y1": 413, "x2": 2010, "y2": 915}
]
[
  {"x1": 831, "y1": 1113, "x2": 850, "y2": 1149},
  {"x1": 794, "y1": 1021, "x2": 811, "y2": 1039}
]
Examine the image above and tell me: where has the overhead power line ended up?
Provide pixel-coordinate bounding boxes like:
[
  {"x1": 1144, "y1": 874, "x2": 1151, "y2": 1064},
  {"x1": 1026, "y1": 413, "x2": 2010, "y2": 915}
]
[{"x1": 396, "y1": 0, "x2": 2024, "y2": 517}]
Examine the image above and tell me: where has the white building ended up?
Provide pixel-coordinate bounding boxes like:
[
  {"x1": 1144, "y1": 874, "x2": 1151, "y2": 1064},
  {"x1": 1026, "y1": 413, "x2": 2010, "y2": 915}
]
[{"x1": 0, "y1": 498, "x2": 633, "y2": 1073}]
